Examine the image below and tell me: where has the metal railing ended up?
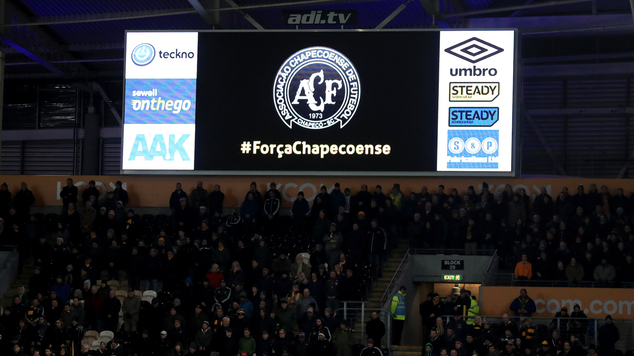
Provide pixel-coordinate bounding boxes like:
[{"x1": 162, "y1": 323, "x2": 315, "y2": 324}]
[
  {"x1": 409, "y1": 248, "x2": 497, "y2": 256},
  {"x1": 335, "y1": 301, "x2": 394, "y2": 347},
  {"x1": 380, "y1": 248, "x2": 410, "y2": 306},
  {"x1": 0, "y1": 246, "x2": 19, "y2": 300},
  {"x1": 438, "y1": 315, "x2": 634, "y2": 352},
  {"x1": 483, "y1": 273, "x2": 634, "y2": 288}
]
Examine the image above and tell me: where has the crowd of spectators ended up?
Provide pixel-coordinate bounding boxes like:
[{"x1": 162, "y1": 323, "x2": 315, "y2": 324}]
[
  {"x1": 419, "y1": 288, "x2": 622, "y2": 356},
  {"x1": 1, "y1": 179, "x2": 634, "y2": 356}
]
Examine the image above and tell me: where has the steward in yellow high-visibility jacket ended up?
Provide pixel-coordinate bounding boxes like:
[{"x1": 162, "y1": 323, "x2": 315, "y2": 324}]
[{"x1": 466, "y1": 296, "x2": 480, "y2": 325}]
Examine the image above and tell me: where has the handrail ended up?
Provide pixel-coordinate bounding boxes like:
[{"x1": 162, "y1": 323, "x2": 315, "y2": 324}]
[
  {"x1": 380, "y1": 248, "x2": 410, "y2": 306},
  {"x1": 409, "y1": 248, "x2": 496, "y2": 256},
  {"x1": 0, "y1": 246, "x2": 18, "y2": 270},
  {"x1": 511, "y1": 279, "x2": 634, "y2": 288},
  {"x1": 484, "y1": 249, "x2": 498, "y2": 274}
]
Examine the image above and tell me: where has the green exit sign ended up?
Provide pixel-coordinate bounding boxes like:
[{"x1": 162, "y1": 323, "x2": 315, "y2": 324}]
[{"x1": 442, "y1": 274, "x2": 463, "y2": 281}]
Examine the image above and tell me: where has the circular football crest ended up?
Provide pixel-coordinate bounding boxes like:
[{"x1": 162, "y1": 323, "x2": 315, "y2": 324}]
[{"x1": 273, "y1": 46, "x2": 360, "y2": 130}]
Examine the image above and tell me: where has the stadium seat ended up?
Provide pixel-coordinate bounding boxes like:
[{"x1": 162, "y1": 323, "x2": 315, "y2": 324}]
[
  {"x1": 84, "y1": 330, "x2": 99, "y2": 339},
  {"x1": 99, "y1": 330, "x2": 114, "y2": 342},
  {"x1": 142, "y1": 295, "x2": 154, "y2": 303},
  {"x1": 107, "y1": 280, "x2": 120, "y2": 289},
  {"x1": 115, "y1": 290, "x2": 127, "y2": 304},
  {"x1": 134, "y1": 290, "x2": 143, "y2": 299},
  {"x1": 143, "y1": 290, "x2": 157, "y2": 299},
  {"x1": 91, "y1": 340, "x2": 102, "y2": 351}
]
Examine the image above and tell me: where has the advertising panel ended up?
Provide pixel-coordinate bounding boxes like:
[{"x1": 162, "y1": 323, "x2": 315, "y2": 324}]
[
  {"x1": 122, "y1": 32, "x2": 198, "y2": 170},
  {"x1": 437, "y1": 31, "x2": 515, "y2": 172},
  {"x1": 482, "y1": 286, "x2": 634, "y2": 319}
]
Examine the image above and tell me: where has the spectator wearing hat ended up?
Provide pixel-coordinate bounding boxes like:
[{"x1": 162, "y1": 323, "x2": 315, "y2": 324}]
[
  {"x1": 293, "y1": 330, "x2": 310, "y2": 356},
  {"x1": 195, "y1": 320, "x2": 213, "y2": 351},
  {"x1": 187, "y1": 304, "x2": 209, "y2": 336},
  {"x1": 360, "y1": 338, "x2": 383, "y2": 356},
  {"x1": 290, "y1": 254, "x2": 311, "y2": 281},
  {"x1": 537, "y1": 340, "x2": 555, "y2": 356},
  {"x1": 333, "y1": 319, "x2": 354, "y2": 356},
  {"x1": 168, "y1": 319, "x2": 188, "y2": 347},
  {"x1": 154, "y1": 331, "x2": 172, "y2": 356},
  {"x1": 123, "y1": 288, "x2": 140, "y2": 335},
  {"x1": 273, "y1": 299, "x2": 296, "y2": 334},
  {"x1": 309, "y1": 331, "x2": 336, "y2": 356},
  {"x1": 598, "y1": 315, "x2": 619, "y2": 356}
]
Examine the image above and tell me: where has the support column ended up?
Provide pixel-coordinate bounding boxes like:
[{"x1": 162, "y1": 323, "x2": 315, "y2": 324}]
[{"x1": 81, "y1": 99, "x2": 101, "y2": 175}]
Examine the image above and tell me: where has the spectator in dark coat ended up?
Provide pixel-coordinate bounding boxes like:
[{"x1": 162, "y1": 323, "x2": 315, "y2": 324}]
[{"x1": 598, "y1": 315, "x2": 619, "y2": 356}]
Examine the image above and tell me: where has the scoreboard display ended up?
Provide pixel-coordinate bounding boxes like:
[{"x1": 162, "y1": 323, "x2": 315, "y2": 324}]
[{"x1": 122, "y1": 30, "x2": 518, "y2": 176}]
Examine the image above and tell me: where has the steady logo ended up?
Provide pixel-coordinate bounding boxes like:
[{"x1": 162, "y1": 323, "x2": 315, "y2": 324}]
[
  {"x1": 273, "y1": 46, "x2": 360, "y2": 130},
  {"x1": 131, "y1": 43, "x2": 155, "y2": 66}
]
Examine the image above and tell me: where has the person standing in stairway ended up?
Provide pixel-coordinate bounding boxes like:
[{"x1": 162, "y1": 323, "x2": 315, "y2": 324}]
[{"x1": 391, "y1": 286, "x2": 407, "y2": 346}]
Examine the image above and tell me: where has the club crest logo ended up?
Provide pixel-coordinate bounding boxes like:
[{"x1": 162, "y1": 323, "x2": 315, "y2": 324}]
[{"x1": 273, "y1": 46, "x2": 360, "y2": 130}]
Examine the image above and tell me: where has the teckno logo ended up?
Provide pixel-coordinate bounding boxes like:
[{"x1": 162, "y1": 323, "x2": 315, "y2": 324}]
[
  {"x1": 444, "y1": 37, "x2": 504, "y2": 64},
  {"x1": 131, "y1": 43, "x2": 155, "y2": 66},
  {"x1": 274, "y1": 46, "x2": 360, "y2": 130}
]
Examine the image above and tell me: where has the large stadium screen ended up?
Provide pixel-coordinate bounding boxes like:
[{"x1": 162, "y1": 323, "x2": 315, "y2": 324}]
[{"x1": 121, "y1": 30, "x2": 517, "y2": 175}]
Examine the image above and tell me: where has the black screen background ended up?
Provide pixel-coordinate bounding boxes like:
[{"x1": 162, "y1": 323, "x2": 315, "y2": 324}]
[{"x1": 194, "y1": 31, "x2": 440, "y2": 172}]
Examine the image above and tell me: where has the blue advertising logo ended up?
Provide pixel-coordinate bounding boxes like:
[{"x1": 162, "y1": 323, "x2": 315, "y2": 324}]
[
  {"x1": 449, "y1": 107, "x2": 499, "y2": 127},
  {"x1": 131, "y1": 43, "x2": 155, "y2": 66},
  {"x1": 447, "y1": 130, "x2": 499, "y2": 169},
  {"x1": 124, "y1": 78, "x2": 196, "y2": 125},
  {"x1": 128, "y1": 134, "x2": 191, "y2": 161}
]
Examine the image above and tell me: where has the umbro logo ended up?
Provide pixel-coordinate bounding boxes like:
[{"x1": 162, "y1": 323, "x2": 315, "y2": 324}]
[{"x1": 444, "y1": 37, "x2": 504, "y2": 64}]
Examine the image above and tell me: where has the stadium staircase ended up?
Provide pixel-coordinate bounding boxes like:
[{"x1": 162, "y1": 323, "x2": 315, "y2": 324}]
[
  {"x1": 346, "y1": 243, "x2": 409, "y2": 352},
  {"x1": 1, "y1": 256, "x2": 35, "y2": 307}
]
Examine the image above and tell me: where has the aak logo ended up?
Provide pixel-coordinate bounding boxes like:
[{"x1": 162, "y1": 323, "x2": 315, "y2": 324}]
[
  {"x1": 445, "y1": 37, "x2": 504, "y2": 64},
  {"x1": 128, "y1": 134, "x2": 191, "y2": 161},
  {"x1": 131, "y1": 43, "x2": 155, "y2": 66},
  {"x1": 273, "y1": 46, "x2": 360, "y2": 130}
]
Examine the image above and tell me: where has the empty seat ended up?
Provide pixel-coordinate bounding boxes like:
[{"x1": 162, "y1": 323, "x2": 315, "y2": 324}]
[
  {"x1": 115, "y1": 290, "x2": 127, "y2": 304},
  {"x1": 142, "y1": 295, "x2": 154, "y2": 303},
  {"x1": 91, "y1": 340, "x2": 102, "y2": 351},
  {"x1": 134, "y1": 290, "x2": 143, "y2": 299},
  {"x1": 84, "y1": 330, "x2": 99, "y2": 339},
  {"x1": 143, "y1": 290, "x2": 157, "y2": 299},
  {"x1": 107, "y1": 280, "x2": 120, "y2": 289},
  {"x1": 99, "y1": 330, "x2": 114, "y2": 342}
]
